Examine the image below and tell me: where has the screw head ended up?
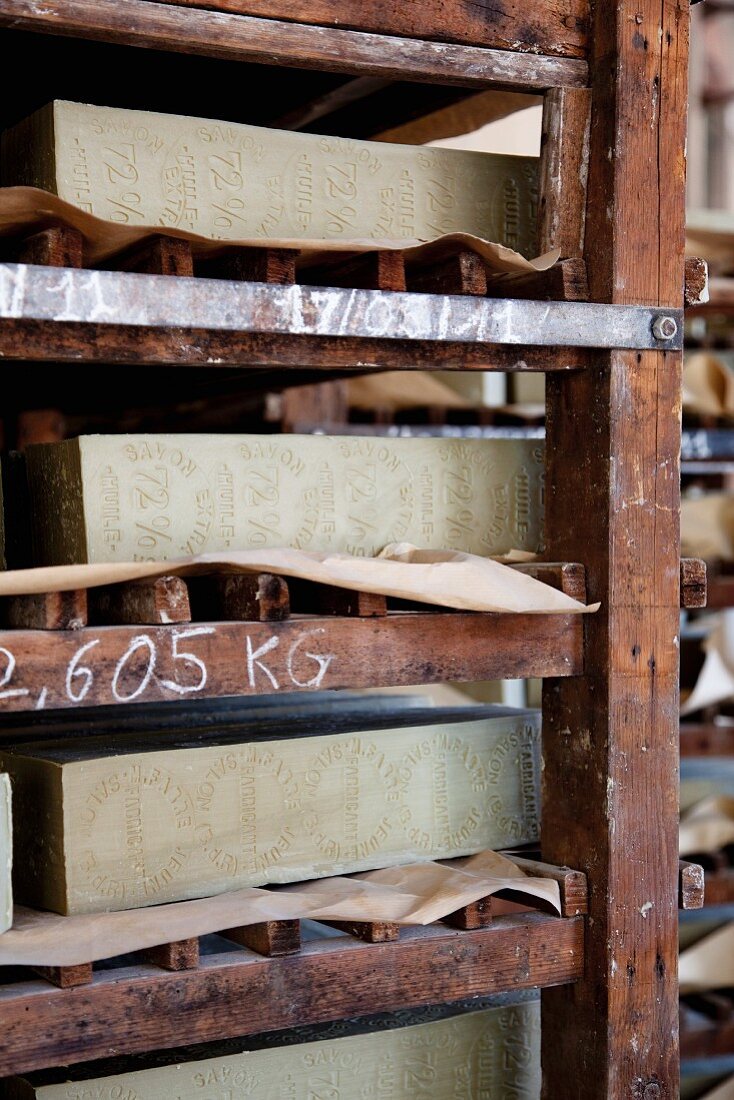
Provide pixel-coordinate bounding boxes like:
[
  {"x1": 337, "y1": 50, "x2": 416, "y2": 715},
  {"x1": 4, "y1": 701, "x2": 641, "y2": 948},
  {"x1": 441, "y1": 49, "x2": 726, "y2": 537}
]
[{"x1": 652, "y1": 315, "x2": 678, "y2": 341}]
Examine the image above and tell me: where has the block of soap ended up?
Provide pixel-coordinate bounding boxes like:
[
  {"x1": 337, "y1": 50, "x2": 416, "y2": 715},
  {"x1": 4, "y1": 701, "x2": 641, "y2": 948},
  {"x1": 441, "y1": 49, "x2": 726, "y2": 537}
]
[
  {"x1": 7, "y1": 999, "x2": 540, "y2": 1098},
  {"x1": 1, "y1": 100, "x2": 538, "y2": 254},
  {"x1": 0, "y1": 709, "x2": 540, "y2": 914},
  {"x1": 25, "y1": 433, "x2": 545, "y2": 564}
]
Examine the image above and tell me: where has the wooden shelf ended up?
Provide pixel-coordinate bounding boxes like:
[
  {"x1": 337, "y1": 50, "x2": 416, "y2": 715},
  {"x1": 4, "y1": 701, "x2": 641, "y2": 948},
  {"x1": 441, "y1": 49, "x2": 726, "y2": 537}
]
[
  {"x1": 0, "y1": 1, "x2": 589, "y2": 90},
  {"x1": 0, "y1": 611, "x2": 582, "y2": 714},
  {"x1": 681, "y1": 723, "x2": 734, "y2": 757},
  {"x1": 0, "y1": 913, "x2": 583, "y2": 1077},
  {"x1": 682, "y1": 993, "x2": 734, "y2": 1063},
  {"x1": 697, "y1": 866, "x2": 734, "y2": 907}
]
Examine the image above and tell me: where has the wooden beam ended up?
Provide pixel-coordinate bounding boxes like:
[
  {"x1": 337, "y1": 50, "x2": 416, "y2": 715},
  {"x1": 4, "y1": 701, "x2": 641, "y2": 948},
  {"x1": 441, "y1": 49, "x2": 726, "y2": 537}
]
[
  {"x1": 0, "y1": 916, "x2": 583, "y2": 1077},
  {"x1": 0, "y1": 1, "x2": 589, "y2": 90},
  {"x1": 0, "y1": 612, "x2": 583, "y2": 715},
  {"x1": 0, "y1": 318, "x2": 589, "y2": 372},
  {"x1": 541, "y1": 2, "x2": 689, "y2": 1096},
  {"x1": 151, "y1": 0, "x2": 589, "y2": 59}
]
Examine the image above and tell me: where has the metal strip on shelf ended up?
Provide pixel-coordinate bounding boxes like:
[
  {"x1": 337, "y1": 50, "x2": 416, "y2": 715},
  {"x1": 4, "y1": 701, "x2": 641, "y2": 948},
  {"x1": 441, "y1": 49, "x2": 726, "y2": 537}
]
[{"x1": 0, "y1": 264, "x2": 684, "y2": 351}]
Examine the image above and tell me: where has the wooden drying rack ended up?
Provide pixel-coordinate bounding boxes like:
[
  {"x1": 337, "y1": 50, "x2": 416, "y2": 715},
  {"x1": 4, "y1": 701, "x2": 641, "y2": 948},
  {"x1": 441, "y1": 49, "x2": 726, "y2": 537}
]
[{"x1": 0, "y1": 0, "x2": 696, "y2": 1095}]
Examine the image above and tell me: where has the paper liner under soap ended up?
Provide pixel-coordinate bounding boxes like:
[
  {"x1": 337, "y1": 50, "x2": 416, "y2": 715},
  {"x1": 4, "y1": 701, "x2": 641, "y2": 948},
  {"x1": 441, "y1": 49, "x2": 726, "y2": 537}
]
[{"x1": 0, "y1": 850, "x2": 560, "y2": 966}]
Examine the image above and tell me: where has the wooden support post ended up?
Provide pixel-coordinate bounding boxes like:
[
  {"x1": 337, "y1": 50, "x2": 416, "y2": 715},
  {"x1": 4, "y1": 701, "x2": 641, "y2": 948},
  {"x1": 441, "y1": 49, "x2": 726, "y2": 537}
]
[
  {"x1": 443, "y1": 898, "x2": 493, "y2": 930},
  {"x1": 678, "y1": 860, "x2": 705, "y2": 910},
  {"x1": 406, "y1": 251, "x2": 487, "y2": 296},
  {"x1": 224, "y1": 921, "x2": 301, "y2": 957},
  {"x1": 87, "y1": 576, "x2": 191, "y2": 626},
  {"x1": 107, "y1": 235, "x2": 194, "y2": 277},
  {"x1": 33, "y1": 963, "x2": 93, "y2": 989},
  {"x1": 187, "y1": 573, "x2": 290, "y2": 622},
  {"x1": 680, "y1": 558, "x2": 707, "y2": 608},
  {"x1": 17, "y1": 226, "x2": 84, "y2": 268},
  {"x1": 537, "y1": 87, "x2": 592, "y2": 258},
  {"x1": 142, "y1": 939, "x2": 200, "y2": 970},
  {"x1": 322, "y1": 920, "x2": 400, "y2": 943},
  {"x1": 0, "y1": 590, "x2": 87, "y2": 631},
  {"x1": 540, "y1": 4, "x2": 689, "y2": 1097}
]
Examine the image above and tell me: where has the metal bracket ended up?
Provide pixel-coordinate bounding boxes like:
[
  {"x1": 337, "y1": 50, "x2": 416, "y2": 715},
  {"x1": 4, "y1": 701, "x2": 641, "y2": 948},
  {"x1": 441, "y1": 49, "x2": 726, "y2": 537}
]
[{"x1": 0, "y1": 264, "x2": 684, "y2": 352}]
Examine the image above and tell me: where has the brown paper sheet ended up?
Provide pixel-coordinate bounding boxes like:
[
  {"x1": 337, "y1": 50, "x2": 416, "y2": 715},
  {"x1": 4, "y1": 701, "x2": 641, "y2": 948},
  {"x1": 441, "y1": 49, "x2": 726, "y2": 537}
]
[
  {"x1": 347, "y1": 372, "x2": 471, "y2": 411},
  {"x1": 683, "y1": 352, "x2": 734, "y2": 419},
  {"x1": 0, "y1": 850, "x2": 560, "y2": 966},
  {"x1": 0, "y1": 186, "x2": 558, "y2": 273},
  {"x1": 680, "y1": 922, "x2": 734, "y2": 994},
  {"x1": 681, "y1": 611, "x2": 734, "y2": 715},
  {"x1": 680, "y1": 795, "x2": 734, "y2": 855},
  {"x1": 681, "y1": 495, "x2": 734, "y2": 561},
  {"x1": 700, "y1": 1078, "x2": 734, "y2": 1100},
  {"x1": 0, "y1": 543, "x2": 599, "y2": 614}
]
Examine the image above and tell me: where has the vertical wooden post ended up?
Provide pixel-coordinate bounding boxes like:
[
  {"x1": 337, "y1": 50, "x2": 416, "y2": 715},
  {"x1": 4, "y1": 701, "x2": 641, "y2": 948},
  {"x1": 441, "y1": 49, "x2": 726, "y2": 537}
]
[{"x1": 541, "y1": 3, "x2": 689, "y2": 1098}]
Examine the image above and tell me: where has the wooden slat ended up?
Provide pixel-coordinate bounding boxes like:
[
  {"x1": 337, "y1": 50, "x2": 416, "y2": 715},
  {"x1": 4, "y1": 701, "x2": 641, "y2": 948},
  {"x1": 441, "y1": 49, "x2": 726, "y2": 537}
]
[
  {"x1": 322, "y1": 920, "x2": 400, "y2": 942},
  {"x1": 150, "y1": 0, "x2": 589, "y2": 59},
  {"x1": 681, "y1": 999, "x2": 734, "y2": 1061},
  {"x1": 287, "y1": 579, "x2": 386, "y2": 617},
  {"x1": 541, "y1": 2, "x2": 689, "y2": 1097},
  {"x1": 187, "y1": 573, "x2": 290, "y2": 622},
  {"x1": 486, "y1": 259, "x2": 589, "y2": 303},
  {"x1": 142, "y1": 938, "x2": 200, "y2": 970},
  {"x1": 224, "y1": 920, "x2": 301, "y2": 957},
  {"x1": 0, "y1": 591, "x2": 87, "y2": 631},
  {"x1": 502, "y1": 854, "x2": 588, "y2": 918},
  {"x1": 0, "y1": 613, "x2": 583, "y2": 715},
  {"x1": 0, "y1": 916, "x2": 584, "y2": 1077},
  {"x1": 442, "y1": 898, "x2": 493, "y2": 930},
  {"x1": 511, "y1": 562, "x2": 587, "y2": 603},
  {"x1": 105, "y1": 236, "x2": 194, "y2": 277},
  {"x1": 301, "y1": 251, "x2": 405, "y2": 292},
  {"x1": 678, "y1": 860, "x2": 705, "y2": 910},
  {"x1": 684, "y1": 256, "x2": 710, "y2": 307},
  {"x1": 680, "y1": 558, "x2": 707, "y2": 608},
  {"x1": 16, "y1": 227, "x2": 84, "y2": 269},
  {"x1": 537, "y1": 87, "x2": 592, "y2": 258},
  {"x1": 690, "y1": 275, "x2": 734, "y2": 313},
  {"x1": 87, "y1": 577, "x2": 191, "y2": 626},
  {"x1": 406, "y1": 252, "x2": 487, "y2": 296},
  {"x1": 199, "y1": 248, "x2": 298, "y2": 285},
  {"x1": 32, "y1": 964, "x2": 93, "y2": 989},
  {"x1": 0, "y1": 1, "x2": 589, "y2": 89},
  {"x1": 697, "y1": 572, "x2": 734, "y2": 610}
]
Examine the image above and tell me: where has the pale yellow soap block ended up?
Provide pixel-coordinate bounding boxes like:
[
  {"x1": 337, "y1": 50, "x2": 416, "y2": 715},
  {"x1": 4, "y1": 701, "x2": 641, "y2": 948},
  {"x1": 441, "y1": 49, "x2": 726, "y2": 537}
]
[
  {"x1": 0, "y1": 710, "x2": 540, "y2": 914},
  {"x1": 25, "y1": 434, "x2": 545, "y2": 564},
  {"x1": 1, "y1": 99, "x2": 538, "y2": 254},
  {"x1": 8, "y1": 1000, "x2": 540, "y2": 1099}
]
